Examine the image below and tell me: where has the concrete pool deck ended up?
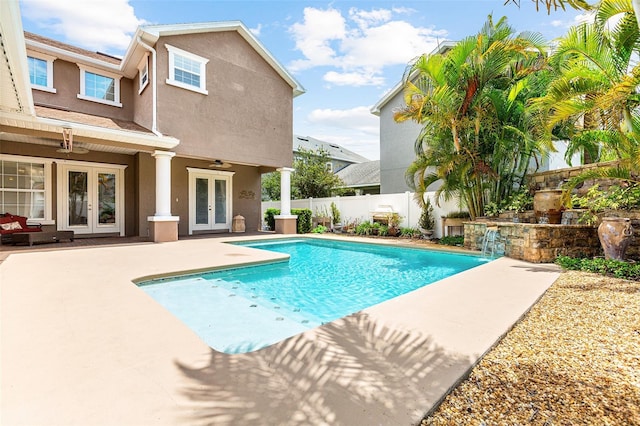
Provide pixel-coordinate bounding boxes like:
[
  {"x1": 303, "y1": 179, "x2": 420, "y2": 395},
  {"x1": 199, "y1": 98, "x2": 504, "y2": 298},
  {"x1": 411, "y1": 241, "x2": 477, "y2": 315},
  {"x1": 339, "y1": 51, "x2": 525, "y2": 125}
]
[{"x1": 1, "y1": 234, "x2": 561, "y2": 425}]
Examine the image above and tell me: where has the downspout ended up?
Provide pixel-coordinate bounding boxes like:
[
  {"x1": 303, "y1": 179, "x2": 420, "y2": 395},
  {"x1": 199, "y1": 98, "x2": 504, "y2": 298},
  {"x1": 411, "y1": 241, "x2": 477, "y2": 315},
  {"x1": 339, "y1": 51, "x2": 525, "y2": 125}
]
[{"x1": 136, "y1": 37, "x2": 162, "y2": 137}]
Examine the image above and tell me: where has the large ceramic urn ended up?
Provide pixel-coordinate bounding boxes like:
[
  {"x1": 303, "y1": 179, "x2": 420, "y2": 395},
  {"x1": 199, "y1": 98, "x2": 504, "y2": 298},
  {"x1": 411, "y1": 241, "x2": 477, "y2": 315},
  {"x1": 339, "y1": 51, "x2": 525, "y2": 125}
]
[
  {"x1": 533, "y1": 189, "x2": 565, "y2": 224},
  {"x1": 598, "y1": 217, "x2": 634, "y2": 260}
]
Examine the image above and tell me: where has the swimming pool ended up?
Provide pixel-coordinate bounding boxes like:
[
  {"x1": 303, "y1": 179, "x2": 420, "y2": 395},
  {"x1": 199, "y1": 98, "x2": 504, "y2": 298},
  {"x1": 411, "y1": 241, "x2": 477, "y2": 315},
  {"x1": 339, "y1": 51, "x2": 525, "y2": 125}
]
[{"x1": 140, "y1": 238, "x2": 489, "y2": 353}]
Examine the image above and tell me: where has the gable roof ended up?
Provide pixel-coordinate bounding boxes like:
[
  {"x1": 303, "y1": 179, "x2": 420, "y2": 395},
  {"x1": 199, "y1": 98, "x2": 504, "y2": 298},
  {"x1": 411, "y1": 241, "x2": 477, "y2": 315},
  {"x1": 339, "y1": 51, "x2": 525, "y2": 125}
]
[
  {"x1": 336, "y1": 160, "x2": 380, "y2": 188},
  {"x1": 121, "y1": 21, "x2": 305, "y2": 97},
  {"x1": 294, "y1": 135, "x2": 369, "y2": 164},
  {"x1": 25, "y1": 32, "x2": 122, "y2": 65},
  {"x1": 370, "y1": 41, "x2": 456, "y2": 116}
]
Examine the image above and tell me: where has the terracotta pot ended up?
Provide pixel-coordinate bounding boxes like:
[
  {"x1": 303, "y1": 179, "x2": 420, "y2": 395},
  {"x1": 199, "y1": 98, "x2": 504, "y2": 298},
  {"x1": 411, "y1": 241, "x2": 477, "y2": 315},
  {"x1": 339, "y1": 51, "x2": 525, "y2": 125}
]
[
  {"x1": 598, "y1": 217, "x2": 634, "y2": 260},
  {"x1": 533, "y1": 189, "x2": 565, "y2": 224}
]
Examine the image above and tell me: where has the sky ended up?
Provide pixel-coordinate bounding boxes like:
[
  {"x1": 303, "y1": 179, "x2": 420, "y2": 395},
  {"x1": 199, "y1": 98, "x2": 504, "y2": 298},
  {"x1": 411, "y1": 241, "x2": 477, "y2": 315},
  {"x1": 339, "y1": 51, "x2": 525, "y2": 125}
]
[{"x1": 18, "y1": 0, "x2": 586, "y2": 160}]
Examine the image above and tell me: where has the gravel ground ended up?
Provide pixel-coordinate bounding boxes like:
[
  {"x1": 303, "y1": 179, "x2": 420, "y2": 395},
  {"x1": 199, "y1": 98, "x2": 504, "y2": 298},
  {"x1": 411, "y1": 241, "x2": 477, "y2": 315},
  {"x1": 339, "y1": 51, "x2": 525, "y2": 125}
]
[{"x1": 422, "y1": 270, "x2": 640, "y2": 425}]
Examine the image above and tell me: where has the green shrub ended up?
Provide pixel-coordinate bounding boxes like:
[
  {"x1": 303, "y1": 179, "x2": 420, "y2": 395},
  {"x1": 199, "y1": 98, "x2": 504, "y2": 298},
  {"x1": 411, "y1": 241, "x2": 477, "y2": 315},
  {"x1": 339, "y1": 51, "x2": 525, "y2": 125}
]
[
  {"x1": 263, "y1": 207, "x2": 312, "y2": 233},
  {"x1": 264, "y1": 208, "x2": 280, "y2": 231},
  {"x1": 355, "y1": 221, "x2": 373, "y2": 235},
  {"x1": 378, "y1": 225, "x2": 389, "y2": 236},
  {"x1": 330, "y1": 202, "x2": 341, "y2": 225},
  {"x1": 292, "y1": 208, "x2": 312, "y2": 233},
  {"x1": 555, "y1": 255, "x2": 640, "y2": 281},
  {"x1": 400, "y1": 227, "x2": 421, "y2": 238},
  {"x1": 439, "y1": 235, "x2": 464, "y2": 246},
  {"x1": 418, "y1": 199, "x2": 435, "y2": 230},
  {"x1": 311, "y1": 225, "x2": 328, "y2": 233}
]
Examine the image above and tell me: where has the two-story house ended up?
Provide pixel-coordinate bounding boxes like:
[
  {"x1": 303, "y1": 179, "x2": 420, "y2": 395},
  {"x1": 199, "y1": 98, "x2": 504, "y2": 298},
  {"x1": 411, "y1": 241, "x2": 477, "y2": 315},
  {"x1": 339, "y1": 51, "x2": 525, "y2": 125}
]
[{"x1": 0, "y1": 0, "x2": 304, "y2": 241}]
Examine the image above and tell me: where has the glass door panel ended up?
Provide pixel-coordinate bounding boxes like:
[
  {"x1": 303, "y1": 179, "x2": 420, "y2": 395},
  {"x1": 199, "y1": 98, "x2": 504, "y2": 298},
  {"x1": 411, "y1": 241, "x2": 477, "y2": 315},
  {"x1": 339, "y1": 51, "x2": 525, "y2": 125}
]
[
  {"x1": 60, "y1": 165, "x2": 123, "y2": 235},
  {"x1": 68, "y1": 170, "x2": 88, "y2": 226},
  {"x1": 214, "y1": 179, "x2": 226, "y2": 224},
  {"x1": 188, "y1": 169, "x2": 233, "y2": 234},
  {"x1": 195, "y1": 177, "x2": 210, "y2": 225},
  {"x1": 97, "y1": 173, "x2": 116, "y2": 225}
]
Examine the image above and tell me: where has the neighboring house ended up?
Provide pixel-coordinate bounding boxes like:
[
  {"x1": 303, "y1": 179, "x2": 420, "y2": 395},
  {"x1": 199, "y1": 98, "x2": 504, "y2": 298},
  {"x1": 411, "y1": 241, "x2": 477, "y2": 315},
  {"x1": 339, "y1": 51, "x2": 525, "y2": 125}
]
[
  {"x1": 336, "y1": 160, "x2": 380, "y2": 195},
  {"x1": 294, "y1": 135, "x2": 369, "y2": 173},
  {"x1": 0, "y1": 0, "x2": 303, "y2": 241},
  {"x1": 371, "y1": 40, "x2": 579, "y2": 195},
  {"x1": 370, "y1": 42, "x2": 454, "y2": 195}
]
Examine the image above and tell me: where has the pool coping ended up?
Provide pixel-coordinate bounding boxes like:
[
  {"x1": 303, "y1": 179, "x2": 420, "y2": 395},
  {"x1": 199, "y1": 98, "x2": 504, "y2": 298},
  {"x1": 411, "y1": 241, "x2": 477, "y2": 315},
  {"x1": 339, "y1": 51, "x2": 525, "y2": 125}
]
[{"x1": 1, "y1": 234, "x2": 561, "y2": 425}]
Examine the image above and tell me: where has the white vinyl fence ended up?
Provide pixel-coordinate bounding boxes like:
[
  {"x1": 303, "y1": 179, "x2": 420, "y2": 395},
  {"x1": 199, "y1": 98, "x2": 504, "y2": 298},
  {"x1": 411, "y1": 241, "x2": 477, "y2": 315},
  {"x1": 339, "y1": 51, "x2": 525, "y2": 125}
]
[{"x1": 262, "y1": 192, "x2": 462, "y2": 239}]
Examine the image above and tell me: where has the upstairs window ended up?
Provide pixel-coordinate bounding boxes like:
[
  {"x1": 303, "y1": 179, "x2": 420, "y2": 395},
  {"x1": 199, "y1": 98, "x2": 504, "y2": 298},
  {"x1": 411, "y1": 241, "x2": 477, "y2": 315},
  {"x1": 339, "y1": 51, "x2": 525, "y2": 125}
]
[
  {"x1": 166, "y1": 44, "x2": 208, "y2": 95},
  {"x1": 27, "y1": 52, "x2": 56, "y2": 93},
  {"x1": 77, "y1": 65, "x2": 122, "y2": 107},
  {"x1": 138, "y1": 54, "x2": 149, "y2": 94}
]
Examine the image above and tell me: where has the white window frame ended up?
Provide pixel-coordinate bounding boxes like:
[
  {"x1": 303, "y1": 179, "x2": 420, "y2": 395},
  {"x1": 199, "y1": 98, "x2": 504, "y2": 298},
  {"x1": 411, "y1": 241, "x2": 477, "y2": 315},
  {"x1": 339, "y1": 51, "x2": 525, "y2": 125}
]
[
  {"x1": 77, "y1": 64, "x2": 123, "y2": 107},
  {"x1": 138, "y1": 53, "x2": 149, "y2": 94},
  {"x1": 165, "y1": 44, "x2": 208, "y2": 95},
  {"x1": 0, "y1": 154, "x2": 54, "y2": 225},
  {"x1": 27, "y1": 51, "x2": 57, "y2": 93}
]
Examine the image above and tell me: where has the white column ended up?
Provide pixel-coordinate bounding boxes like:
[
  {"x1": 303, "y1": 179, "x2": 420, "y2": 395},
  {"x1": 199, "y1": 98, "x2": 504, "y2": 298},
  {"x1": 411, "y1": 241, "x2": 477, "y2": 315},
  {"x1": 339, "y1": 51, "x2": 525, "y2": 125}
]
[
  {"x1": 278, "y1": 167, "x2": 294, "y2": 216},
  {"x1": 153, "y1": 150, "x2": 175, "y2": 217}
]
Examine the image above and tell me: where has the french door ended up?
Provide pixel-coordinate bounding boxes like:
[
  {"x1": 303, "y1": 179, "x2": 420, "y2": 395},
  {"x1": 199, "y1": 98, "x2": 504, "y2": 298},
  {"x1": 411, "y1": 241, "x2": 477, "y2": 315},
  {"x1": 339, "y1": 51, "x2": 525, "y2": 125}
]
[
  {"x1": 58, "y1": 162, "x2": 126, "y2": 235},
  {"x1": 188, "y1": 168, "x2": 234, "y2": 234}
]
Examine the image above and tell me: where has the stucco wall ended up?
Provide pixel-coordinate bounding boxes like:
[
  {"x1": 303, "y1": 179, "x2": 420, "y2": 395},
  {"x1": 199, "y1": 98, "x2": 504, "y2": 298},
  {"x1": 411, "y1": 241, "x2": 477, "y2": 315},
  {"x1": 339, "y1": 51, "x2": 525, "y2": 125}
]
[
  {"x1": 30, "y1": 56, "x2": 135, "y2": 121},
  {"x1": 154, "y1": 32, "x2": 294, "y2": 169},
  {"x1": 132, "y1": 55, "x2": 154, "y2": 132},
  {"x1": 136, "y1": 152, "x2": 156, "y2": 237},
  {"x1": 135, "y1": 155, "x2": 263, "y2": 236}
]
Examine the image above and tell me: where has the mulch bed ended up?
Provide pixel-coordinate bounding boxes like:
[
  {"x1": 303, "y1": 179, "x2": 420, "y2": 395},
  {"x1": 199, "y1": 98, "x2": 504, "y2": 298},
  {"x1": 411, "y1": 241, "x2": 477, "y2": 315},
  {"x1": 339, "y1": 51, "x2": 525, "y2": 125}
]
[{"x1": 422, "y1": 270, "x2": 640, "y2": 425}]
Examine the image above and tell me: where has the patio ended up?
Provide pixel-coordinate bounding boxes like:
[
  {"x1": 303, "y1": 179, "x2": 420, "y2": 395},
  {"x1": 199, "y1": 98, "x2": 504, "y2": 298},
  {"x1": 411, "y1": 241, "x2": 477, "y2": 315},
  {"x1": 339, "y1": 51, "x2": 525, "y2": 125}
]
[{"x1": 0, "y1": 234, "x2": 560, "y2": 425}]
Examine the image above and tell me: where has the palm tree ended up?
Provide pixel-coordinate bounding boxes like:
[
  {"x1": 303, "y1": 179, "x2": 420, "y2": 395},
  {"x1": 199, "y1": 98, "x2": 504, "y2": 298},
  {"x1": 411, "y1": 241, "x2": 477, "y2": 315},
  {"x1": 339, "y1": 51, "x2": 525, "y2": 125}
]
[
  {"x1": 532, "y1": 0, "x2": 640, "y2": 171},
  {"x1": 396, "y1": 15, "x2": 551, "y2": 218}
]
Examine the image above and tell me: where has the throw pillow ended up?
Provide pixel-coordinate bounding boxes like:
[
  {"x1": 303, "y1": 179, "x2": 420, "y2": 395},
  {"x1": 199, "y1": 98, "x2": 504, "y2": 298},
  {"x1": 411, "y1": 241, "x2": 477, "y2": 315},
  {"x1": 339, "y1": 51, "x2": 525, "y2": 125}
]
[{"x1": 0, "y1": 221, "x2": 22, "y2": 231}]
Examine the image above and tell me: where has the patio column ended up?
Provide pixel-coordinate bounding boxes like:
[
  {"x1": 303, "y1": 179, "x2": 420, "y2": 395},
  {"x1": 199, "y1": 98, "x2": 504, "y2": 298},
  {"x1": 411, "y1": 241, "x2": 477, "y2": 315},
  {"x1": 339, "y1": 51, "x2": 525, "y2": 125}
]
[
  {"x1": 275, "y1": 167, "x2": 297, "y2": 234},
  {"x1": 147, "y1": 150, "x2": 179, "y2": 242}
]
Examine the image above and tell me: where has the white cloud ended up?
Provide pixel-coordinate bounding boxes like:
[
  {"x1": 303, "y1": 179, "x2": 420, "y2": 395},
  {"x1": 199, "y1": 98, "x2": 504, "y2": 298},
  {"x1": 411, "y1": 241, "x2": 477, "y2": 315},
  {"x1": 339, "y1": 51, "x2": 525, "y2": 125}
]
[
  {"x1": 288, "y1": 6, "x2": 446, "y2": 88},
  {"x1": 348, "y1": 7, "x2": 393, "y2": 30},
  {"x1": 323, "y1": 71, "x2": 384, "y2": 87},
  {"x1": 21, "y1": 0, "x2": 144, "y2": 54},
  {"x1": 308, "y1": 106, "x2": 379, "y2": 136},
  {"x1": 250, "y1": 23, "x2": 262, "y2": 37}
]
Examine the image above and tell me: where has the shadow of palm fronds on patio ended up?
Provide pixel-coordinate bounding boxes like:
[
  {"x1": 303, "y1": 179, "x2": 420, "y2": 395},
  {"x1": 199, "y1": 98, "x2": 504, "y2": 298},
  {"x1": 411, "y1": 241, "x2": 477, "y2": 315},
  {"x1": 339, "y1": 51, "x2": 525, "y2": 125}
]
[{"x1": 174, "y1": 311, "x2": 472, "y2": 426}]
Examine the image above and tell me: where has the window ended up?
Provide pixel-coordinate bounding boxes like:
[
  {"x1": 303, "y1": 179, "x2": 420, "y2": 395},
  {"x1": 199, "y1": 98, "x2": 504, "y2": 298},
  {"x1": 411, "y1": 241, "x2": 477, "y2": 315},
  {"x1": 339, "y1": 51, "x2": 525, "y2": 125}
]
[
  {"x1": 27, "y1": 52, "x2": 56, "y2": 93},
  {"x1": 0, "y1": 155, "x2": 53, "y2": 222},
  {"x1": 138, "y1": 54, "x2": 149, "y2": 94},
  {"x1": 77, "y1": 65, "x2": 122, "y2": 107},
  {"x1": 166, "y1": 44, "x2": 208, "y2": 95},
  {"x1": 326, "y1": 162, "x2": 333, "y2": 172}
]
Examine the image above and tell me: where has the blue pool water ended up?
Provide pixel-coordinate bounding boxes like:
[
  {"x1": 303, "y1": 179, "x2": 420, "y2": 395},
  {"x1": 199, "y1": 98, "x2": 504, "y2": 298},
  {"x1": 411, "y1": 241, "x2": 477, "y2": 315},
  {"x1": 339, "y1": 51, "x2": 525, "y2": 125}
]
[{"x1": 140, "y1": 238, "x2": 489, "y2": 353}]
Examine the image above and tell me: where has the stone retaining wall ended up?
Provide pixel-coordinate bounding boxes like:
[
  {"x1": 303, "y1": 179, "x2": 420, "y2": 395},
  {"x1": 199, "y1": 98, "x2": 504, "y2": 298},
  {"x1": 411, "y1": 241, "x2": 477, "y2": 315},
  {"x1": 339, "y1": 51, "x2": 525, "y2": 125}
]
[
  {"x1": 464, "y1": 222, "x2": 603, "y2": 263},
  {"x1": 466, "y1": 208, "x2": 639, "y2": 262},
  {"x1": 529, "y1": 160, "x2": 623, "y2": 195}
]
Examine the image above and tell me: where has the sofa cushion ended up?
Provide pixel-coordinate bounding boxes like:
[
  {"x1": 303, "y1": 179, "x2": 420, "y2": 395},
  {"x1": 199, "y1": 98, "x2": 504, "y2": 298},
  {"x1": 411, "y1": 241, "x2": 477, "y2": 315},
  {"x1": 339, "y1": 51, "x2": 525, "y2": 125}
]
[{"x1": 0, "y1": 215, "x2": 42, "y2": 234}]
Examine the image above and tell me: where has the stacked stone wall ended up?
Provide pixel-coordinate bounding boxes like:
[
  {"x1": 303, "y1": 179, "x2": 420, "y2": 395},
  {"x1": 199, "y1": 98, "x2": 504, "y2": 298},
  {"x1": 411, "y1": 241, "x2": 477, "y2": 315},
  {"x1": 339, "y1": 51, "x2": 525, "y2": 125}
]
[
  {"x1": 529, "y1": 160, "x2": 624, "y2": 196},
  {"x1": 464, "y1": 222, "x2": 604, "y2": 263}
]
